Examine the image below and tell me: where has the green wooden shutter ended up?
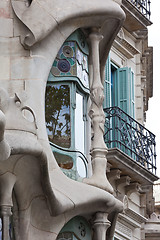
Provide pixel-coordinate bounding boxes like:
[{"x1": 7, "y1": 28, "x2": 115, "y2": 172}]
[
  {"x1": 130, "y1": 69, "x2": 135, "y2": 118},
  {"x1": 114, "y1": 67, "x2": 135, "y2": 155},
  {"x1": 117, "y1": 67, "x2": 129, "y2": 114},
  {"x1": 104, "y1": 56, "x2": 111, "y2": 108},
  {"x1": 116, "y1": 67, "x2": 134, "y2": 117}
]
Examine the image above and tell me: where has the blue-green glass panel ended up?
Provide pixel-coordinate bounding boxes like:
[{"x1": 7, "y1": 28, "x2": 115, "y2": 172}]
[
  {"x1": 57, "y1": 232, "x2": 73, "y2": 240},
  {"x1": 50, "y1": 30, "x2": 89, "y2": 88},
  {"x1": 58, "y1": 216, "x2": 92, "y2": 240},
  {"x1": 50, "y1": 143, "x2": 87, "y2": 181},
  {"x1": 66, "y1": 29, "x2": 89, "y2": 55}
]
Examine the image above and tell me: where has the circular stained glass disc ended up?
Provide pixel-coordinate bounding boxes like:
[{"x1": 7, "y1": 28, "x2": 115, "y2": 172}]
[
  {"x1": 58, "y1": 59, "x2": 71, "y2": 73},
  {"x1": 63, "y1": 46, "x2": 74, "y2": 58}
]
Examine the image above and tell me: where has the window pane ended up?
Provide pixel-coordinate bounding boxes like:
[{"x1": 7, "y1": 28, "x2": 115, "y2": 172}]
[
  {"x1": 53, "y1": 151, "x2": 73, "y2": 169},
  {"x1": 75, "y1": 93, "x2": 84, "y2": 153},
  {"x1": 0, "y1": 218, "x2": 1, "y2": 240},
  {"x1": 77, "y1": 157, "x2": 87, "y2": 178},
  {"x1": 45, "y1": 84, "x2": 71, "y2": 148}
]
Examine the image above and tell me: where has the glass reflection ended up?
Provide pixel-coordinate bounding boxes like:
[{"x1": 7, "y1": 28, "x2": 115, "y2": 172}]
[
  {"x1": 53, "y1": 151, "x2": 73, "y2": 169},
  {"x1": 75, "y1": 93, "x2": 84, "y2": 153},
  {"x1": 45, "y1": 84, "x2": 71, "y2": 148},
  {"x1": 0, "y1": 217, "x2": 14, "y2": 240},
  {"x1": 0, "y1": 218, "x2": 1, "y2": 240},
  {"x1": 77, "y1": 156, "x2": 87, "y2": 178}
]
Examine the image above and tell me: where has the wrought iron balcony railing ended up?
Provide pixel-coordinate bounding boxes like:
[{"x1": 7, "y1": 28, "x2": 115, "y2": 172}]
[
  {"x1": 130, "y1": 0, "x2": 151, "y2": 19},
  {"x1": 104, "y1": 107, "x2": 156, "y2": 174}
]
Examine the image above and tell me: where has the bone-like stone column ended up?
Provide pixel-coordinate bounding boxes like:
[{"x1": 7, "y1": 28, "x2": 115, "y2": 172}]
[
  {"x1": 0, "y1": 171, "x2": 16, "y2": 240},
  {"x1": 0, "y1": 206, "x2": 12, "y2": 240},
  {"x1": 84, "y1": 28, "x2": 113, "y2": 194},
  {"x1": 93, "y1": 212, "x2": 111, "y2": 240},
  {"x1": 0, "y1": 105, "x2": 11, "y2": 161}
]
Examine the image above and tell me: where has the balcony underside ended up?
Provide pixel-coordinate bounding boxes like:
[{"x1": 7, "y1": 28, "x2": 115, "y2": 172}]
[
  {"x1": 122, "y1": 0, "x2": 152, "y2": 32},
  {"x1": 107, "y1": 148, "x2": 158, "y2": 186}
]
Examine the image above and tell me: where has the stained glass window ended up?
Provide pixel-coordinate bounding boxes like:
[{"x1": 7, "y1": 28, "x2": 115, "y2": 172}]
[
  {"x1": 45, "y1": 29, "x2": 89, "y2": 181},
  {"x1": 57, "y1": 216, "x2": 92, "y2": 240}
]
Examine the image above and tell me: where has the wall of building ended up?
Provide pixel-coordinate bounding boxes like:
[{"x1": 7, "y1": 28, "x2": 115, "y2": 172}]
[
  {"x1": 0, "y1": 1, "x2": 157, "y2": 240},
  {"x1": 0, "y1": 0, "x2": 127, "y2": 240},
  {"x1": 107, "y1": 2, "x2": 157, "y2": 239},
  {"x1": 110, "y1": 27, "x2": 151, "y2": 124}
]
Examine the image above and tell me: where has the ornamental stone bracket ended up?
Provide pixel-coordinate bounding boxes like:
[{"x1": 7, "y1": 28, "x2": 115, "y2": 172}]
[
  {"x1": 108, "y1": 169, "x2": 121, "y2": 183},
  {"x1": 115, "y1": 176, "x2": 131, "y2": 200},
  {"x1": 125, "y1": 182, "x2": 141, "y2": 197},
  {"x1": 108, "y1": 169, "x2": 121, "y2": 194},
  {"x1": 106, "y1": 162, "x2": 112, "y2": 173},
  {"x1": 116, "y1": 176, "x2": 131, "y2": 189}
]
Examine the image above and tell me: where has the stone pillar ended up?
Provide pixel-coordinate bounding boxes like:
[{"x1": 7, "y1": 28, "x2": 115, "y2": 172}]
[
  {"x1": 0, "y1": 172, "x2": 16, "y2": 240},
  {"x1": 0, "y1": 206, "x2": 12, "y2": 240},
  {"x1": 0, "y1": 107, "x2": 11, "y2": 162},
  {"x1": 84, "y1": 28, "x2": 113, "y2": 194},
  {"x1": 93, "y1": 212, "x2": 111, "y2": 240}
]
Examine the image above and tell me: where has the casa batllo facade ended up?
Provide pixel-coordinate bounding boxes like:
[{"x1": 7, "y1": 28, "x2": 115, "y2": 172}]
[{"x1": 0, "y1": 0, "x2": 158, "y2": 240}]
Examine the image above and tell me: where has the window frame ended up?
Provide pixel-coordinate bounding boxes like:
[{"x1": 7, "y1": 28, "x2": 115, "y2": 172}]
[{"x1": 46, "y1": 79, "x2": 89, "y2": 180}]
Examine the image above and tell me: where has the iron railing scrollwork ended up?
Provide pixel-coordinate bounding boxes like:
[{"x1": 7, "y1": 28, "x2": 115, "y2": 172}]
[
  {"x1": 104, "y1": 106, "x2": 156, "y2": 174},
  {"x1": 130, "y1": 0, "x2": 151, "y2": 19}
]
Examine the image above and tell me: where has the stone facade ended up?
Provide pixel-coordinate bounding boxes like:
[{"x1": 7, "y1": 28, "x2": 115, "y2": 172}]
[
  {"x1": 0, "y1": 1, "x2": 158, "y2": 240},
  {"x1": 108, "y1": 1, "x2": 158, "y2": 239}
]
